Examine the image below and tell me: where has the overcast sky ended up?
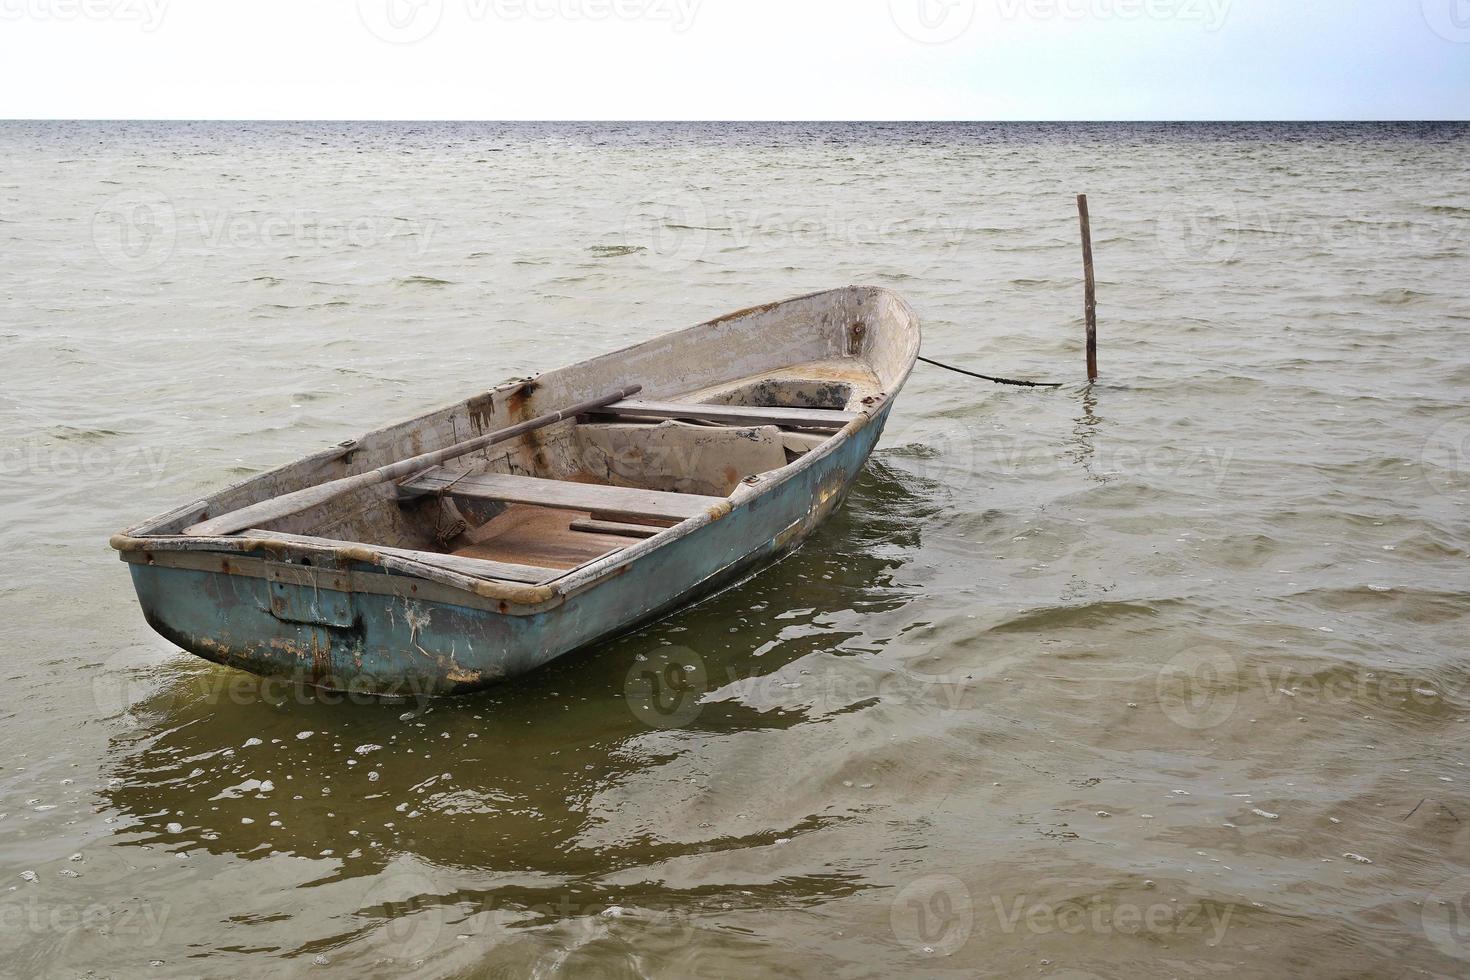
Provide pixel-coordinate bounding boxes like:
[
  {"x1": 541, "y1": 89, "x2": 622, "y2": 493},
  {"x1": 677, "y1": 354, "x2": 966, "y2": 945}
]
[{"x1": 1, "y1": 0, "x2": 1466, "y2": 119}]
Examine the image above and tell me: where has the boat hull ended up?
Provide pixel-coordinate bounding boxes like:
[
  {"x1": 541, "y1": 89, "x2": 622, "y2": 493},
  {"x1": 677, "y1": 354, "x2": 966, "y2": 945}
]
[{"x1": 126, "y1": 403, "x2": 894, "y2": 696}]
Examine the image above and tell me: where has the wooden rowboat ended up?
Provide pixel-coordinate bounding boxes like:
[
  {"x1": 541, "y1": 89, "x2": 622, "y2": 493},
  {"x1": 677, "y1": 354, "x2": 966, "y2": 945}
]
[{"x1": 112, "y1": 286, "x2": 921, "y2": 696}]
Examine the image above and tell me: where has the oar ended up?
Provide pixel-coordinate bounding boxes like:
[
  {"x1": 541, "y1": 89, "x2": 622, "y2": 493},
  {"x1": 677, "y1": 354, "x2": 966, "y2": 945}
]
[{"x1": 186, "y1": 385, "x2": 643, "y2": 537}]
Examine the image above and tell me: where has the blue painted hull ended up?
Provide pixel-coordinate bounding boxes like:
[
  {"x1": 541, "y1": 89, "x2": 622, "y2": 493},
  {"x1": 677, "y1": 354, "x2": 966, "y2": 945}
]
[{"x1": 127, "y1": 404, "x2": 893, "y2": 696}]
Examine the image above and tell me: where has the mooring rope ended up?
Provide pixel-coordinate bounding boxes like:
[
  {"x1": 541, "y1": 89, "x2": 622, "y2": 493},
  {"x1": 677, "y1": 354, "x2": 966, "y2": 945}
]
[{"x1": 918, "y1": 355, "x2": 1066, "y2": 389}]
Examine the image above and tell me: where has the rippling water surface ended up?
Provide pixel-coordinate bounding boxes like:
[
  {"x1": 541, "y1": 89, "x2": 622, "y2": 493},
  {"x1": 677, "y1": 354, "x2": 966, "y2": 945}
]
[{"x1": 1, "y1": 122, "x2": 1468, "y2": 978}]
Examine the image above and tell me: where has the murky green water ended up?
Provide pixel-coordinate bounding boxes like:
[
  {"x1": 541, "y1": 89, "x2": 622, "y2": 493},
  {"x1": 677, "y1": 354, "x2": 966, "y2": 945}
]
[{"x1": 1, "y1": 122, "x2": 1468, "y2": 978}]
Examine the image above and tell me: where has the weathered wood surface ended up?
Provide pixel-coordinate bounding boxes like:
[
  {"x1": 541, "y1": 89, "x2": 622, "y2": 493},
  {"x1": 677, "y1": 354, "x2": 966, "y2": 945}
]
[
  {"x1": 569, "y1": 518, "x2": 662, "y2": 539},
  {"x1": 186, "y1": 386, "x2": 643, "y2": 537},
  {"x1": 403, "y1": 469, "x2": 726, "y2": 522},
  {"x1": 113, "y1": 286, "x2": 925, "y2": 693},
  {"x1": 1078, "y1": 193, "x2": 1098, "y2": 381},
  {"x1": 592, "y1": 400, "x2": 857, "y2": 431},
  {"x1": 241, "y1": 529, "x2": 559, "y2": 584}
]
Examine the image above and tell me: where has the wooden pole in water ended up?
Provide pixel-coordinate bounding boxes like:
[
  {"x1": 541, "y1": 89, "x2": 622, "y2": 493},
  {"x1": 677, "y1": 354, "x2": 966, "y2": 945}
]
[{"x1": 1077, "y1": 193, "x2": 1098, "y2": 382}]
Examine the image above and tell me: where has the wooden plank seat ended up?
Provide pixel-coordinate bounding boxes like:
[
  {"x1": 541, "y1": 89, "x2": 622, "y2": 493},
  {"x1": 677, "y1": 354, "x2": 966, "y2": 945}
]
[
  {"x1": 589, "y1": 400, "x2": 858, "y2": 431},
  {"x1": 400, "y1": 467, "x2": 728, "y2": 523},
  {"x1": 569, "y1": 518, "x2": 662, "y2": 539}
]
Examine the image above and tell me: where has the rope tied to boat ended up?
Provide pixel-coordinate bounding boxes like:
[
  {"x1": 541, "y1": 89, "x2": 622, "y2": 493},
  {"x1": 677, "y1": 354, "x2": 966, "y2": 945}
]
[{"x1": 918, "y1": 354, "x2": 1065, "y2": 389}]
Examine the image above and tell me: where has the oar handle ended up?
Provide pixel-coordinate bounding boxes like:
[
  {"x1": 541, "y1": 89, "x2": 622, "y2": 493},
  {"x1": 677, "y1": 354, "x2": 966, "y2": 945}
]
[{"x1": 186, "y1": 384, "x2": 643, "y2": 537}]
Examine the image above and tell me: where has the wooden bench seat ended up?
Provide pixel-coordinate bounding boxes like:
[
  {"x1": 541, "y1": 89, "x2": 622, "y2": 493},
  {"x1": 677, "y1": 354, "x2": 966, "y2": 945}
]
[
  {"x1": 590, "y1": 399, "x2": 858, "y2": 431},
  {"x1": 400, "y1": 468, "x2": 728, "y2": 523}
]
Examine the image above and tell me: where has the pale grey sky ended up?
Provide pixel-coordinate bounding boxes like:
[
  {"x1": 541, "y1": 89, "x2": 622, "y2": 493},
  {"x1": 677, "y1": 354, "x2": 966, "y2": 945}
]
[{"x1": 1, "y1": 0, "x2": 1466, "y2": 118}]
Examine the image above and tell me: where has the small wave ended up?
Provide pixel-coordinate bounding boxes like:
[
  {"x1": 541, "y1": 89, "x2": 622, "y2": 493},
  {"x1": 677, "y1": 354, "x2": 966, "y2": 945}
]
[
  {"x1": 46, "y1": 425, "x2": 123, "y2": 442},
  {"x1": 394, "y1": 276, "x2": 454, "y2": 287},
  {"x1": 990, "y1": 598, "x2": 1180, "y2": 634},
  {"x1": 1369, "y1": 288, "x2": 1433, "y2": 305},
  {"x1": 588, "y1": 245, "x2": 645, "y2": 258}
]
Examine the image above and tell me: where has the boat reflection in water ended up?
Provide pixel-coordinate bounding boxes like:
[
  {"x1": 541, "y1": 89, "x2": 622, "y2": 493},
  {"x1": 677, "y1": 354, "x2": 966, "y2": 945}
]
[{"x1": 97, "y1": 464, "x2": 944, "y2": 967}]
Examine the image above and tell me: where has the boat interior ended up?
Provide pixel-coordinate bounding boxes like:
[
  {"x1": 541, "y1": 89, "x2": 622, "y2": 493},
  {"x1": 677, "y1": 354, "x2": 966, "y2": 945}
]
[
  {"x1": 129, "y1": 287, "x2": 921, "y2": 589},
  {"x1": 286, "y1": 357, "x2": 885, "y2": 585}
]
